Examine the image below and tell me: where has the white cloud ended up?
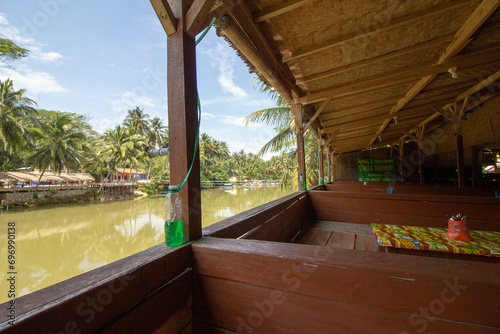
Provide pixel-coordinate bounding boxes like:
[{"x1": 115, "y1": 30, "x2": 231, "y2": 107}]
[
  {"x1": 0, "y1": 66, "x2": 68, "y2": 94},
  {"x1": 0, "y1": 12, "x2": 64, "y2": 64},
  {"x1": 218, "y1": 115, "x2": 261, "y2": 130},
  {"x1": 0, "y1": 13, "x2": 8, "y2": 25},
  {"x1": 109, "y1": 91, "x2": 156, "y2": 112},
  {"x1": 202, "y1": 112, "x2": 216, "y2": 119},
  {"x1": 206, "y1": 43, "x2": 248, "y2": 98},
  {"x1": 89, "y1": 117, "x2": 121, "y2": 134}
]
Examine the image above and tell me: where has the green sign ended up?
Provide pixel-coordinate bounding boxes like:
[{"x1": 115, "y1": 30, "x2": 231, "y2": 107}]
[{"x1": 357, "y1": 158, "x2": 396, "y2": 182}]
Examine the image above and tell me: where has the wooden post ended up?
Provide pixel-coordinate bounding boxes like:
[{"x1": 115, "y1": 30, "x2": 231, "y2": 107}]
[
  {"x1": 167, "y1": 0, "x2": 202, "y2": 241},
  {"x1": 416, "y1": 127, "x2": 425, "y2": 185},
  {"x1": 326, "y1": 149, "x2": 331, "y2": 183},
  {"x1": 318, "y1": 138, "x2": 324, "y2": 185},
  {"x1": 296, "y1": 103, "x2": 306, "y2": 190},
  {"x1": 398, "y1": 140, "x2": 405, "y2": 183},
  {"x1": 456, "y1": 133, "x2": 466, "y2": 188},
  {"x1": 471, "y1": 145, "x2": 479, "y2": 188},
  {"x1": 332, "y1": 153, "x2": 339, "y2": 181}
]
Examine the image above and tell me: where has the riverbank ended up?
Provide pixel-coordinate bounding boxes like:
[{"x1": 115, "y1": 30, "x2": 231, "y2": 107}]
[{"x1": 0, "y1": 184, "x2": 141, "y2": 211}]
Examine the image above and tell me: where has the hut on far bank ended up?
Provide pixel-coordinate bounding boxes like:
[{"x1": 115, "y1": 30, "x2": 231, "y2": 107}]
[{"x1": 0, "y1": 172, "x2": 95, "y2": 187}]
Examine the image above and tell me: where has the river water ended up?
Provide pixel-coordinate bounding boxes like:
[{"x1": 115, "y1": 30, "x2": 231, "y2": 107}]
[{"x1": 0, "y1": 186, "x2": 293, "y2": 303}]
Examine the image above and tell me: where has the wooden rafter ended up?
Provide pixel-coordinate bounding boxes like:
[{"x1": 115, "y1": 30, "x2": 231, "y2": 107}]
[
  {"x1": 254, "y1": 0, "x2": 311, "y2": 22},
  {"x1": 298, "y1": 34, "x2": 454, "y2": 85},
  {"x1": 395, "y1": 70, "x2": 500, "y2": 145},
  {"x1": 322, "y1": 97, "x2": 457, "y2": 130},
  {"x1": 150, "y1": 0, "x2": 177, "y2": 36},
  {"x1": 303, "y1": 97, "x2": 332, "y2": 132},
  {"x1": 369, "y1": 0, "x2": 500, "y2": 146},
  {"x1": 186, "y1": 0, "x2": 216, "y2": 37},
  {"x1": 283, "y1": 0, "x2": 472, "y2": 63},
  {"x1": 297, "y1": 48, "x2": 499, "y2": 105},
  {"x1": 417, "y1": 71, "x2": 500, "y2": 128}
]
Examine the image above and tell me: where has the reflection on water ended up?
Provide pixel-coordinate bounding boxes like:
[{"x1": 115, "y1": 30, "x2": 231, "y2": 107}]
[{"x1": 0, "y1": 186, "x2": 293, "y2": 303}]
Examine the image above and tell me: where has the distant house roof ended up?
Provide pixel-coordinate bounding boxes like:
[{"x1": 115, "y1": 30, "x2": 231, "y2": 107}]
[
  {"x1": 0, "y1": 172, "x2": 95, "y2": 183},
  {"x1": 115, "y1": 168, "x2": 146, "y2": 174}
]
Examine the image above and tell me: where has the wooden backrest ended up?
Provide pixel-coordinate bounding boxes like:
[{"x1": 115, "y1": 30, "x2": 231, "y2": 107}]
[
  {"x1": 192, "y1": 237, "x2": 500, "y2": 333},
  {"x1": 310, "y1": 190, "x2": 500, "y2": 231},
  {"x1": 325, "y1": 181, "x2": 496, "y2": 196}
]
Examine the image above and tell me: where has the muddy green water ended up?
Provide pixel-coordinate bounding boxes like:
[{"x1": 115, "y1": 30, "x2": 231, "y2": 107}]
[{"x1": 0, "y1": 186, "x2": 293, "y2": 303}]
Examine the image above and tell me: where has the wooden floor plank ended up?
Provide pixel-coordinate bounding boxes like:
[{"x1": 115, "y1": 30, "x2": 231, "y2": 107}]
[
  {"x1": 355, "y1": 235, "x2": 381, "y2": 252},
  {"x1": 296, "y1": 228, "x2": 332, "y2": 246},
  {"x1": 313, "y1": 220, "x2": 374, "y2": 235},
  {"x1": 326, "y1": 232, "x2": 356, "y2": 249}
]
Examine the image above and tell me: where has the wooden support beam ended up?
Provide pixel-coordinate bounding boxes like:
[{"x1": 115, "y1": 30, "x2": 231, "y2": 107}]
[
  {"x1": 254, "y1": 0, "x2": 310, "y2": 22},
  {"x1": 296, "y1": 49, "x2": 499, "y2": 105},
  {"x1": 472, "y1": 145, "x2": 480, "y2": 188},
  {"x1": 185, "y1": 0, "x2": 216, "y2": 37},
  {"x1": 167, "y1": 0, "x2": 202, "y2": 241},
  {"x1": 457, "y1": 133, "x2": 466, "y2": 188},
  {"x1": 369, "y1": 0, "x2": 500, "y2": 146},
  {"x1": 415, "y1": 72, "x2": 500, "y2": 130},
  {"x1": 150, "y1": 0, "x2": 177, "y2": 36},
  {"x1": 318, "y1": 137, "x2": 324, "y2": 185},
  {"x1": 299, "y1": 34, "x2": 454, "y2": 84},
  {"x1": 439, "y1": 0, "x2": 500, "y2": 62},
  {"x1": 283, "y1": 0, "x2": 471, "y2": 63},
  {"x1": 296, "y1": 103, "x2": 306, "y2": 190},
  {"x1": 323, "y1": 135, "x2": 334, "y2": 148},
  {"x1": 303, "y1": 97, "x2": 332, "y2": 132},
  {"x1": 398, "y1": 139, "x2": 405, "y2": 183},
  {"x1": 326, "y1": 149, "x2": 331, "y2": 182}
]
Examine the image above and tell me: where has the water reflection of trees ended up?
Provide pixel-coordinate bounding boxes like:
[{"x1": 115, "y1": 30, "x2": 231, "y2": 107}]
[{"x1": 0, "y1": 199, "x2": 165, "y2": 302}]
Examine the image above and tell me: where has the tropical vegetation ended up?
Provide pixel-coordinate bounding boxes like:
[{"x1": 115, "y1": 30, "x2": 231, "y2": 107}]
[{"x1": 0, "y1": 36, "x2": 320, "y2": 190}]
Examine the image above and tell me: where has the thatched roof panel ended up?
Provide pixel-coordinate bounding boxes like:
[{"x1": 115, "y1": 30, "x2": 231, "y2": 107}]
[{"x1": 216, "y1": 0, "x2": 500, "y2": 153}]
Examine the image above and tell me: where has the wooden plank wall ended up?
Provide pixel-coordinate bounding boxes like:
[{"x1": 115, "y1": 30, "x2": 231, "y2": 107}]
[
  {"x1": 192, "y1": 238, "x2": 500, "y2": 333},
  {"x1": 310, "y1": 190, "x2": 500, "y2": 231},
  {"x1": 0, "y1": 244, "x2": 193, "y2": 334},
  {"x1": 203, "y1": 192, "x2": 310, "y2": 241}
]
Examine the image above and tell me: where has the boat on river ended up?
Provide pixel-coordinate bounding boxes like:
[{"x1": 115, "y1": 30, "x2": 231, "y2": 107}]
[{"x1": 2, "y1": 1, "x2": 499, "y2": 333}]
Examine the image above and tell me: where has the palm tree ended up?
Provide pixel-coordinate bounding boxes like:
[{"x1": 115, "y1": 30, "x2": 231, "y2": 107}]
[
  {"x1": 29, "y1": 113, "x2": 86, "y2": 188},
  {"x1": 123, "y1": 107, "x2": 150, "y2": 135},
  {"x1": 0, "y1": 79, "x2": 38, "y2": 152},
  {"x1": 147, "y1": 116, "x2": 168, "y2": 148},
  {"x1": 100, "y1": 125, "x2": 135, "y2": 182},
  {"x1": 245, "y1": 101, "x2": 320, "y2": 188}
]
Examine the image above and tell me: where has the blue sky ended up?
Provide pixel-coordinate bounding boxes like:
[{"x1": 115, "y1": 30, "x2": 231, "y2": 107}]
[{"x1": 0, "y1": 0, "x2": 279, "y2": 158}]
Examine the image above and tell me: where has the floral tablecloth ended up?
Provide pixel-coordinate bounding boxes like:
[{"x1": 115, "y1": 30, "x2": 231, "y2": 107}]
[{"x1": 371, "y1": 224, "x2": 500, "y2": 257}]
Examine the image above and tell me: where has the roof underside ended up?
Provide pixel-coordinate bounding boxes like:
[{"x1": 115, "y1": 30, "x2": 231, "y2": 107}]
[{"x1": 215, "y1": 0, "x2": 500, "y2": 154}]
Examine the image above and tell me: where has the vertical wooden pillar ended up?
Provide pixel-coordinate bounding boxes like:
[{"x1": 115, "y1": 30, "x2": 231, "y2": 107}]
[
  {"x1": 471, "y1": 145, "x2": 479, "y2": 188},
  {"x1": 318, "y1": 138, "x2": 324, "y2": 185},
  {"x1": 398, "y1": 140, "x2": 405, "y2": 183},
  {"x1": 296, "y1": 103, "x2": 306, "y2": 190},
  {"x1": 167, "y1": 0, "x2": 201, "y2": 241},
  {"x1": 332, "y1": 155, "x2": 337, "y2": 181},
  {"x1": 326, "y1": 149, "x2": 331, "y2": 183},
  {"x1": 456, "y1": 134, "x2": 466, "y2": 188}
]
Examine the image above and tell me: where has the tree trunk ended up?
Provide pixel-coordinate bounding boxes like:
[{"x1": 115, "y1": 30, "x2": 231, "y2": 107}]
[{"x1": 35, "y1": 169, "x2": 46, "y2": 194}]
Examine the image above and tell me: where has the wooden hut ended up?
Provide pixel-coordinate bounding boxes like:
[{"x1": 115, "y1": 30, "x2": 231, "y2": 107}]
[{"x1": 1, "y1": 1, "x2": 499, "y2": 333}]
